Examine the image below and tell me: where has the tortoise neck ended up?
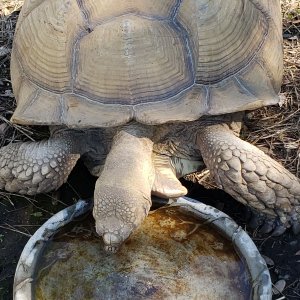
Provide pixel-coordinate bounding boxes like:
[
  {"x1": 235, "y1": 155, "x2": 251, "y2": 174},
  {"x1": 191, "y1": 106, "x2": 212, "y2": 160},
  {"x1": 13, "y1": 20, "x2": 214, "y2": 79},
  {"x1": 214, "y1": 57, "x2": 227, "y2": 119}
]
[{"x1": 117, "y1": 122, "x2": 154, "y2": 139}]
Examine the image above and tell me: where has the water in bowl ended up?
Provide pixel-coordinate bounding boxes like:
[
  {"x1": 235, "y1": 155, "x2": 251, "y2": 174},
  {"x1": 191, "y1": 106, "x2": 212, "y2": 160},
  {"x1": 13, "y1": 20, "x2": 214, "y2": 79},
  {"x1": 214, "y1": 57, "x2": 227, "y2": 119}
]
[{"x1": 34, "y1": 206, "x2": 251, "y2": 300}]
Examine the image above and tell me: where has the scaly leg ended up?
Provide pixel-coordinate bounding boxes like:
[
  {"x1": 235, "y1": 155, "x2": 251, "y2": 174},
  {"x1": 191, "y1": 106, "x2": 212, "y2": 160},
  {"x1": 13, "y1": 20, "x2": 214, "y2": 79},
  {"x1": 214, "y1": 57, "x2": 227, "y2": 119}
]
[
  {"x1": 0, "y1": 134, "x2": 81, "y2": 195},
  {"x1": 197, "y1": 124, "x2": 300, "y2": 233}
]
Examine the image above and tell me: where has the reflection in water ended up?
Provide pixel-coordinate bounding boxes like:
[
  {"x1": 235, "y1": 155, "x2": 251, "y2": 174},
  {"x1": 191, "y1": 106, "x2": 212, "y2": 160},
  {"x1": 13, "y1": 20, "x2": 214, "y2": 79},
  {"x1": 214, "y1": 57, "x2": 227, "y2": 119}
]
[{"x1": 35, "y1": 206, "x2": 251, "y2": 300}]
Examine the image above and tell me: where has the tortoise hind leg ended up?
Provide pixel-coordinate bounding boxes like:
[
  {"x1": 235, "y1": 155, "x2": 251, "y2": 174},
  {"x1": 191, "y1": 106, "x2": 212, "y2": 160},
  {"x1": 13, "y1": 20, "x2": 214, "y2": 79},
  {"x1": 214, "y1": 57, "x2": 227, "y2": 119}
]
[
  {"x1": 152, "y1": 154, "x2": 188, "y2": 198},
  {"x1": 0, "y1": 135, "x2": 81, "y2": 195},
  {"x1": 196, "y1": 123, "x2": 300, "y2": 234},
  {"x1": 152, "y1": 153, "x2": 204, "y2": 198}
]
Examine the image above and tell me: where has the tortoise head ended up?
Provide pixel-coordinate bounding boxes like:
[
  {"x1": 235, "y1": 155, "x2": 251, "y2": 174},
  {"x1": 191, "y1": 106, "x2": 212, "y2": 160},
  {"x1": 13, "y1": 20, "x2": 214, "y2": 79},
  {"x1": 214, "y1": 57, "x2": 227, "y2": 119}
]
[{"x1": 93, "y1": 185, "x2": 151, "y2": 253}]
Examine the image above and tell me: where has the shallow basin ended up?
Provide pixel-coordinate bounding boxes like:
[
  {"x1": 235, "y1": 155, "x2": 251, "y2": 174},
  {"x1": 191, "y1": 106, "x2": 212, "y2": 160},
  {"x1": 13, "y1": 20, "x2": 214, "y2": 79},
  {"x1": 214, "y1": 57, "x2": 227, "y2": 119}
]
[{"x1": 14, "y1": 197, "x2": 271, "y2": 300}]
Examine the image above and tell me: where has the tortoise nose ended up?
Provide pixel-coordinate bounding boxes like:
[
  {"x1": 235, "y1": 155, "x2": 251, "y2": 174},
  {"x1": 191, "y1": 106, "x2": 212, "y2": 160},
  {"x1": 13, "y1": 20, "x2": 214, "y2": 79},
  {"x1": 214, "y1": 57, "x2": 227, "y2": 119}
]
[{"x1": 103, "y1": 233, "x2": 122, "y2": 253}]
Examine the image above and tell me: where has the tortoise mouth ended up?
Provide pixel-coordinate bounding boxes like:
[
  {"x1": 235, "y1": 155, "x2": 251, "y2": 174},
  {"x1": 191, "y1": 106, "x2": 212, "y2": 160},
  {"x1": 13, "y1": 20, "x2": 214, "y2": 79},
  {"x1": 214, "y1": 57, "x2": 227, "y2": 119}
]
[
  {"x1": 102, "y1": 232, "x2": 123, "y2": 253},
  {"x1": 94, "y1": 218, "x2": 133, "y2": 252}
]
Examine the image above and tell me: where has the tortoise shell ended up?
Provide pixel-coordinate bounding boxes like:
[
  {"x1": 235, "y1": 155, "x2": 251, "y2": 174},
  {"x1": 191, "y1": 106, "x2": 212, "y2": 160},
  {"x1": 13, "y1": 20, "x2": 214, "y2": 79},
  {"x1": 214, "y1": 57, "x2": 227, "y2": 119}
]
[{"x1": 10, "y1": 0, "x2": 283, "y2": 127}]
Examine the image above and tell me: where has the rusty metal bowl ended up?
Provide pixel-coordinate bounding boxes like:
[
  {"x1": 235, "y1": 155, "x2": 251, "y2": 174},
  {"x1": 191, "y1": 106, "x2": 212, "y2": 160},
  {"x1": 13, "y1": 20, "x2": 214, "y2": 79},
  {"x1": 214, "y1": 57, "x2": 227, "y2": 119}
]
[{"x1": 14, "y1": 197, "x2": 272, "y2": 300}]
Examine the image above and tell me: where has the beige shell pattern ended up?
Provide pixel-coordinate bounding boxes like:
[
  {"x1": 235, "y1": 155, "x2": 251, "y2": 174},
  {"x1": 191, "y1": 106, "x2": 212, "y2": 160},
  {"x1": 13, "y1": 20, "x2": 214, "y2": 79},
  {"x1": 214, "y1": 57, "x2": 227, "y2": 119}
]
[{"x1": 10, "y1": 0, "x2": 283, "y2": 128}]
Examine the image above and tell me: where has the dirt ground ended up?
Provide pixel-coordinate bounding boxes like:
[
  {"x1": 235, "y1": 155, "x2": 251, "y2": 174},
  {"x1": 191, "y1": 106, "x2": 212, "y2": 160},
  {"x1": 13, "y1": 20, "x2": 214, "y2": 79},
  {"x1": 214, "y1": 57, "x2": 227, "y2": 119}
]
[{"x1": 0, "y1": 1, "x2": 300, "y2": 300}]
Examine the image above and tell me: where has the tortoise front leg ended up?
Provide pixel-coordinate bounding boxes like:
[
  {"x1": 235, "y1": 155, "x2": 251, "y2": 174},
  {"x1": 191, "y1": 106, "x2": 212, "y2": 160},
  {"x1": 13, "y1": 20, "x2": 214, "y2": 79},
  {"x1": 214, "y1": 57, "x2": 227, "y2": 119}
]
[
  {"x1": 196, "y1": 123, "x2": 300, "y2": 234},
  {"x1": 0, "y1": 135, "x2": 81, "y2": 195}
]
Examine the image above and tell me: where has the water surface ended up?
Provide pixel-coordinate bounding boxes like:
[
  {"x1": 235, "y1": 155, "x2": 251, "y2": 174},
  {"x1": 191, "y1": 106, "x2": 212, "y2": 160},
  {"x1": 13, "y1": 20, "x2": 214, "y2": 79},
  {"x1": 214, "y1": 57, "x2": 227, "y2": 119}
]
[{"x1": 35, "y1": 206, "x2": 251, "y2": 300}]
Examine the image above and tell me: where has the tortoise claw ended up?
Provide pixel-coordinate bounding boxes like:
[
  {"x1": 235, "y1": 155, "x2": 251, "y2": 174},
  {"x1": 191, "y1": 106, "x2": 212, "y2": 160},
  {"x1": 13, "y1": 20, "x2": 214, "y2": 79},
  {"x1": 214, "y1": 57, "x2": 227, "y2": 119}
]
[
  {"x1": 292, "y1": 221, "x2": 300, "y2": 235},
  {"x1": 248, "y1": 209, "x2": 294, "y2": 236},
  {"x1": 271, "y1": 223, "x2": 287, "y2": 236},
  {"x1": 248, "y1": 211, "x2": 265, "y2": 229},
  {"x1": 258, "y1": 217, "x2": 288, "y2": 236},
  {"x1": 258, "y1": 219, "x2": 275, "y2": 235}
]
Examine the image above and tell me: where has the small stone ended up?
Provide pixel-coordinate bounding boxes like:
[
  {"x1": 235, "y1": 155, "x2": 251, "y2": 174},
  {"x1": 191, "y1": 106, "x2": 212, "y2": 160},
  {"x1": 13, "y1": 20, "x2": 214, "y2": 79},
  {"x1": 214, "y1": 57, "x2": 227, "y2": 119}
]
[
  {"x1": 262, "y1": 255, "x2": 274, "y2": 266},
  {"x1": 272, "y1": 279, "x2": 286, "y2": 295},
  {"x1": 16, "y1": 165, "x2": 23, "y2": 173},
  {"x1": 289, "y1": 240, "x2": 298, "y2": 247}
]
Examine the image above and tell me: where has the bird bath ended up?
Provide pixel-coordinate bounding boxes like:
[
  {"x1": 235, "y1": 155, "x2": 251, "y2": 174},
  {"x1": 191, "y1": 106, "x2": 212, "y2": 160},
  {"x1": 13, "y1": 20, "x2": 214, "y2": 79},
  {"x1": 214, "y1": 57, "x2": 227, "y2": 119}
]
[{"x1": 13, "y1": 197, "x2": 272, "y2": 300}]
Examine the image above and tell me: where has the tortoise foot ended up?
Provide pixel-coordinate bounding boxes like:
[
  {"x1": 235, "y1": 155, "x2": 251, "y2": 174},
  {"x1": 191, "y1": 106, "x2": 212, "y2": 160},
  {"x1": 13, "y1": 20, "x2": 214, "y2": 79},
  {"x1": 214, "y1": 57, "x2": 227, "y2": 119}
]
[{"x1": 248, "y1": 208, "x2": 299, "y2": 236}]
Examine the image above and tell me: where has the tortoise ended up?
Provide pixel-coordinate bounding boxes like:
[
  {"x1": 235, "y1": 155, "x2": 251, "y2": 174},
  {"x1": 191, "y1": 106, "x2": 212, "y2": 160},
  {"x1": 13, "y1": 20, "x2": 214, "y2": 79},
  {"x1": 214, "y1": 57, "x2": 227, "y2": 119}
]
[{"x1": 0, "y1": 0, "x2": 299, "y2": 252}]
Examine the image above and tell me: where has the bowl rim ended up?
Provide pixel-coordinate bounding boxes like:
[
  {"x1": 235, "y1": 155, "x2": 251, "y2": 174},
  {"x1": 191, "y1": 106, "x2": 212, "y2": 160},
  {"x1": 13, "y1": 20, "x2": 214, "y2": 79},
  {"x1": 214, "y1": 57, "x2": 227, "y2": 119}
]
[{"x1": 13, "y1": 197, "x2": 272, "y2": 300}]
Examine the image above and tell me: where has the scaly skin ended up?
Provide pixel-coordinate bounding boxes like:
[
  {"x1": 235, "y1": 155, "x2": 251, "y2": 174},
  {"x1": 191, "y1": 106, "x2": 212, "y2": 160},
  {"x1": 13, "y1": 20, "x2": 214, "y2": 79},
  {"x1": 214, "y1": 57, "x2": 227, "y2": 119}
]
[
  {"x1": 196, "y1": 123, "x2": 300, "y2": 232},
  {"x1": 93, "y1": 126, "x2": 155, "y2": 252},
  {"x1": 0, "y1": 118, "x2": 299, "y2": 251},
  {"x1": 152, "y1": 153, "x2": 188, "y2": 198},
  {"x1": 0, "y1": 135, "x2": 80, "y2": 195}
]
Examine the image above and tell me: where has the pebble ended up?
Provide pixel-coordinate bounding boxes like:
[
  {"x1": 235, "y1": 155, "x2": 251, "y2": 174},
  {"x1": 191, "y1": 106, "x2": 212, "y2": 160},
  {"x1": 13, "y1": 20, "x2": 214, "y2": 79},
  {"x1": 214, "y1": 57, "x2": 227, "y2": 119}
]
[
  {"x1": 262, "y1": 255, "x2": 274, "y2": 266},
  {"x1": 289, "y1": 240, "x2": 298, "y2": 247},
  {"x1": 273, "y1": 279, "x2": 286, "y2": 295}
]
